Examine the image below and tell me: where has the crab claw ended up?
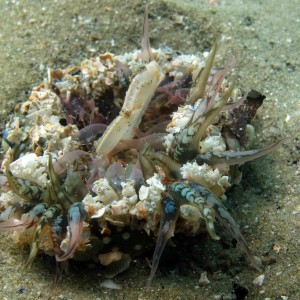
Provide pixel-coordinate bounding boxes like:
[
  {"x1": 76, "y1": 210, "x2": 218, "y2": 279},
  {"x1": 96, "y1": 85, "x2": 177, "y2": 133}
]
[
  {"x1": 56, "y1": 202, "x2": 88, "y2": 262},
  {"x1": 148, "y1": 195, "x2": 179, "y2": 286},
  {"x1": 0, "y1": 203, "x2": 47, "y2": 232}
]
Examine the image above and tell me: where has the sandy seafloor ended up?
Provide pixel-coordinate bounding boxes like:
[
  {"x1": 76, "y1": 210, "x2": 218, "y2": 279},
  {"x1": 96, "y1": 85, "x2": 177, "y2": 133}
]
[{"x1": 0, "y1": 0, "x2": 299, "y2": 299}]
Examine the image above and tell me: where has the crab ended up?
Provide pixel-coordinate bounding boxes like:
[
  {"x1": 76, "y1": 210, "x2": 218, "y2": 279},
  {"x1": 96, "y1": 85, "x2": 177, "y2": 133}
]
[{"x1": 0, "y1": 7, "x2": 287, "y2": 285}]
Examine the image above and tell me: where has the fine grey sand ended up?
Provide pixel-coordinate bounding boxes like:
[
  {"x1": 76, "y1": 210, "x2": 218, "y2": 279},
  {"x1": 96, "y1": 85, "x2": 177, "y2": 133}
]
[{"x1": 0, "y1": 1, "x2": 299, "y2": 299}]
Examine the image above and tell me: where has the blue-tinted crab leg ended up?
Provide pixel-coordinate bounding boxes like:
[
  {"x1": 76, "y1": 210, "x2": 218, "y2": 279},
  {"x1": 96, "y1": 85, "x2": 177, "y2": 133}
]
[
  {"x1": 56, "y1": 202, "x2": 88, "y2": 262},
  {"x1": 145, "y1": 151, "x2": 182, "y2": 180},
  {"x1": 188, "y1": 182, "x2": 261, "y2": 271},
  {"x1": 51, "y1": 213, "x2": 68, "y2": 255},
  {"x1": 48, "y1": 154, "x2": 74, "y2": 212},
  {"x1": 187, "y1": 38, "x2": 218, "y2": 104},
  {"x1": 148, "y1": 195, "x2": 180, "y2": 286},
  {"x1": 169, "y1": 83, "x2": 235, "y2": 163},
  {"x1": 196, "y1": 138, "x2": 289, "y2": 167},
  {"x1": 168, "y1": 182, "x2": 220, "y2": 240},
  {"x1": 25, "y1": 204, "x2": 62, "y2": 268},
  {"x1": 0, "y1": 203, "x2": 47, "y2": 232},
  {"x1": 50, "y1": 213, "x2": 69, "y2": 284},
  {"x1": 5, "y1": 167, "x2": 44, "y2": 202}
]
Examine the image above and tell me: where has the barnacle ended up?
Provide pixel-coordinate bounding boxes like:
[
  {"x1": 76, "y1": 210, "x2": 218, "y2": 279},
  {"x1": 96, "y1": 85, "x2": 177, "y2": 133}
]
[{"x1": 0, "y1": 7, "x2": 286, "y2": 285}]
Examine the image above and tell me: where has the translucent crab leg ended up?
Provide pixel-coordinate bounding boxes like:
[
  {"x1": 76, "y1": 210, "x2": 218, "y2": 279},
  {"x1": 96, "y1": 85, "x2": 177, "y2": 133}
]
[
  {"x1": 96, "y1": 60, "x2": 164, "y2": 159},
  {"x1": 168, "y1": 182, "x2": 220, "y2": 240},
  {"x1": 141, "y1": 4, "x2": 154, "y2": 63},
  {"x1": 0, "y1": 203, "x2": 47, "y2": 232},
  {"x1": 54, "y1": 260, "x2": 69, "y2": 287},
  {"x1": 196, "y1": 138, "x2": 289, "y2": 168},
  {"x1": 148, "y1": 195, "x2": 180, "y2": 286},
  {"x1": 0, "y1": 218, "x2": 26, "y2": 231},
  {"x1": 169, "y1": 83, "x2": 235, "y2": 163},
  {"x1": 138, "y1": 153, "x2": 157, "y2": 180},
  {"x1": 187, "y1": 38, "x2": 218, "y2": 105},
  {"x1": 25, "y1": 204, "x2": 62, "y2": 267},
  {"x1": 145, "y1": 151, "x2": 182, "y2": 180},
  {"x1": 188, "y1": 182, "x2": 261, "y2": 271},
  {"x1": 56, "y1": 202, "x2": 88, "y2": 262}
]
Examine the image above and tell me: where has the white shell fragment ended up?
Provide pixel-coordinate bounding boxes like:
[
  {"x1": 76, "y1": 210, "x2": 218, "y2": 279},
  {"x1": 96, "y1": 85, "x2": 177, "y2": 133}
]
[
  {"x1": 9, "y1": 153, "x2": 49, "y2": 187},
  {"x1": 253, "y1": 274, "x2": 265, "y2": 286},
  {"x1": 100, "y1": 279, "x2": 122, "y2": 290}
]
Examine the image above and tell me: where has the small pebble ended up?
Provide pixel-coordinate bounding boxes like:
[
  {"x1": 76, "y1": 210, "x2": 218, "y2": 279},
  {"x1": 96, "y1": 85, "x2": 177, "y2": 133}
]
[{"x1": 198, "y1": 271, "x2": 210, "y2": 286}]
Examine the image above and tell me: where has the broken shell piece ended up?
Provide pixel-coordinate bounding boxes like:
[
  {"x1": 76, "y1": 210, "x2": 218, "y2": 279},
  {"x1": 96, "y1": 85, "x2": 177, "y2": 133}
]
[
  {"x1": 9, "y1": 153, "x2": 48, "y2": 187},
  {"x1": 91, "y1": 207, "x2": 106, "y2": 219},
  {"x1": 92, "y1": 178, "x2": 119, "y2": 204},
  {"x1": 254, "y1": 255, "x2": 262, "y2": 269},
  {"x1": 199, "y1": 271, "x2": 210, "y2": 286},
  {"x1": 100, "y1": 279, "x2": 122, "y2": 290},
  {"x1": 111, "y1": 201, "x2": 129, "y2": 216},
  {"x1": 253, "y1": 274, "x2": 265, "y2": 286}
]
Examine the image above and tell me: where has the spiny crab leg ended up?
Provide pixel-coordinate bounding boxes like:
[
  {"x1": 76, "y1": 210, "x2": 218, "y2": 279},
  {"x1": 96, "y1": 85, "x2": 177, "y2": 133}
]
[
  {"x1": 96, "y1": 60, "x2": 165, "y2": 159},
  {"x1": 148, "y1": 195, "x2": 180, "y2": 286},
  {"x1": 47, "y1": 154, "x2": 74, "y2": 212},
  {"x1": 188, "y1": 182, "x2": 262, "y2": 271},
  {"x1": 187, "y1": 37, "x2": 218, "y2": 105},
  {"x1": 56, "y1": 202, "x2": 88, "y2": 262},
  {"x1": 168, "y1": 182, "x2": 220, "y2": 241},
  {"x1": 5, "y1": 167, "x2": 44, "y2": 202},
  {"x1": 196, "y1": 137, "x2": 289, "y2": 168}
]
